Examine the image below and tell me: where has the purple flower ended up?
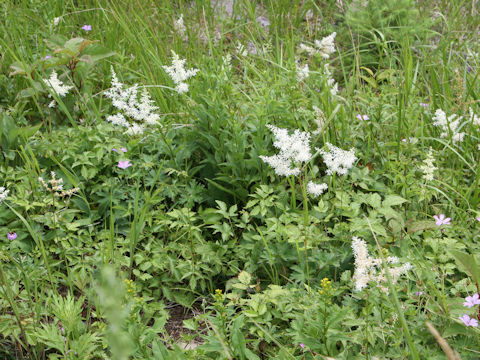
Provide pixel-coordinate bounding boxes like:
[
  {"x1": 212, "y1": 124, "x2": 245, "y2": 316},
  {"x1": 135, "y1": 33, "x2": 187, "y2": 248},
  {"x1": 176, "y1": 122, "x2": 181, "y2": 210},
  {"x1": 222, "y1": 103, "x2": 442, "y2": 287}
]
[
  {"x1": 299, "y1": 343, "x2": 305, "y2": 349},
  {"x1": 356, "y1": 114, "x2": 369, "y2": 121},
  {"x1": 117, "y1": 160, "x2": 132, "y2": 169},
  {"x1": 459, "y1": 314, "x2": 478, "y2": 327},
  {"x1": 476, "y1": 216, "x2": 480, "y2": 222},
  {"x1": 415, "y1": 291, "x2": 423, "y2": 296},
  {"x1": 433, "y1": 214, "x2": 451, "y2": 226},
  {"x1": 420, "y1": 103, "x2": 429, "y2": 108},
  {"x1": 112, "y1": 147, "x2": 127, "y2": 153},
  {"x1": 7, "y1": 232, "x2": 17, "y2": 240},
  {"x1": 467, "y1": 66, "x2": 472, "y2": 73},
  {"x1": 81, "y1": 25, "x2": 92, "y2": 32},
  {"x1": 463, "y1": 294, "x2": 480, "y2": 308},
  {"x1": 44, "y1": 55, "x2": 52, "y2": 60}
]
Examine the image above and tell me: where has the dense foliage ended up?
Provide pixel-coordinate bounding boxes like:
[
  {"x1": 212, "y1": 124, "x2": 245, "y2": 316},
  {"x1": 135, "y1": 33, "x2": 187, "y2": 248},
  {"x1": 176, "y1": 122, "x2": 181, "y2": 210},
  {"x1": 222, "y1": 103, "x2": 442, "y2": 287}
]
[{"x1": 1, "y1": 0, "x2": 480, "y2": 359}]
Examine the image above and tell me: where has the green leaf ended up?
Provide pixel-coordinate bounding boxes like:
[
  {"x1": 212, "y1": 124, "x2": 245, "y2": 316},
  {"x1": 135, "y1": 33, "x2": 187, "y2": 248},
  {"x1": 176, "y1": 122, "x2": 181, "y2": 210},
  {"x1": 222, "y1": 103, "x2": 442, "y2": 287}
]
[
  {"x1": 383, "y1": 194, "x2": 407, "y2": 207},
  {"x1": 450, "y1": 250, "x2": 480, "y2": 285}
]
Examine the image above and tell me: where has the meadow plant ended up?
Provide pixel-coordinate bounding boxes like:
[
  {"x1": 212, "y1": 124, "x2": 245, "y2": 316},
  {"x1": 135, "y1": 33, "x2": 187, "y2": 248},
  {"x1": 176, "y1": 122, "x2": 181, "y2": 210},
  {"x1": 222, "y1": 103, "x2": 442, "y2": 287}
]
[
  {"x1": 162, "y1": 51, "x2": 199, "y2": 94},
  {"x1": 0, "y1": 187, "x2": 8, "y2": 203},
  {"x1": 44, "y1": 70, "x2": 73, "y2": 97},
  {"x1": 318, "y1": 143, "x2": 357, "y2": 176},
  {"x1": 260, "y1": 125, "x2": 312, "y2": 177},
  {"x1": 352, "y1": 236, "x2": 412, "y2": 293},
  {"x1": 104, "y1": 68, "x2": 161, "y2": 135},
  {"x1": 306, "y1": 181, "x2": 328, "y2": 197},
  {"x1": 419, "y1": 148, "x2": 437, "y2": 181},
  {"x1": 432, "y1": 109, "x2": 465, "y2": 143},
  {"x1": 299, "y1": 32, "x2": 336, "y2": 58}
]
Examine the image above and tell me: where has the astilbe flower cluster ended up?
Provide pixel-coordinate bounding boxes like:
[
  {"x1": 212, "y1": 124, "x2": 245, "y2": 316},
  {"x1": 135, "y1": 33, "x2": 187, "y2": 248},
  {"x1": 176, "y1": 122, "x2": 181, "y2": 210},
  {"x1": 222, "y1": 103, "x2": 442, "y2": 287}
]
[
  {"x1": 312, "y1": 105, "x2": 326, "y2": 135},
  {"x1": 306, "y1": 181, "x2": 328, "y2": 197},
  {"x1": 317, "y1": 143, "x2": 357, "y2": 176},
  {"x1": 259, "y1": 125, "x2": 312, "y2": 177},
  {"x1": 419, "y1": 148, "x2": 437, "y2": 181},
  {"x1": 173, "y1": 14, "x2": 187, "y2": 40},
  {"x1": 39, "y1": 171, "x2": 79, "y2": 198},
  {"x1": 299, "y1": 32, "x2": 336, "y2": 59},
  {"x1": 432, "y1": 109, "x2": 465, "y2": 143},
  {"x1": 104, "y1": 68, "x2": 161, "y2": 136},
  {"x1": 352, "y1": 236, "x2": 412, "y2": 293},
  {"x1": 296, "y1": 61, "x2": 309, "y2": 82},
  {"x1": 0, "y1": 187, "x2": 9, "y2": 204},
  {"x1": 469, "y1": 107, "x2": 480, "y2": 126},
  {"x1": 44, "y1": 71, "x2": 73, "y2": 97},
  {"x1": 162, "y1": 51, "x2": 199, "y2": 94}
]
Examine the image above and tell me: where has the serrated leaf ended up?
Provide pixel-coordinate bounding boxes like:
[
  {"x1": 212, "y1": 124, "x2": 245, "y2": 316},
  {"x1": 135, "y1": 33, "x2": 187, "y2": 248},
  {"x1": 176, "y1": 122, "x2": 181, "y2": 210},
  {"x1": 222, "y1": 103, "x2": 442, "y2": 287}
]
[{"x1": 383, "y1": 194, "x2": 407, "y2": 207}]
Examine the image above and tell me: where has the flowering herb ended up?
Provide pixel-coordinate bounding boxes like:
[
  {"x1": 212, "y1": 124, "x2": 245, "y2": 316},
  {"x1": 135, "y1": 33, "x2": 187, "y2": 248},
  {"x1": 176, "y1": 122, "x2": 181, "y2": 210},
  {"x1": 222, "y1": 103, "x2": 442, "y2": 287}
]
[
  {"x1": 260, "y1": 125, "x2": 311, "y2": 177},
  {"x1": 351, "y1": 236, "x2": 412, "y2": 293},
  {"x1": 419, "y1": 148, "x2": 437, "y2": 181},
  {"x1": 306, "y1": 181, "x2": 328, "y2": 197},
  {"x1": 463, "y1": 294, "x2": 480, "y2": 308},
  {"x1": 432, "y1": 109, "x2": 465, "y2": 143},
  {"x1": 433, "y1": 214, "x2": 451, "y2": 227},
  {"x1": 39, "y1": 172, "x2": 80, "y2": 198},
  {"x1": 104, "y1": 68, "x2": 161, "y2": 135},
  {"x1": 7, "y1": 232, "x2": 17, "y2": 241},
  {"x1": 117, "y1": 160, "x2": 132, "y2": 169},
  {"x1": 459, "y1": 314, "x2": 478, "y2": 327},
  {"x1": 44, "y1": 71, "x2": 73, "y2": 97},
  {"x1": 0, "y1": 187, "x2": 9, "y2": 204},
  {"x1": 299, "y1": 32, "x2": 336, "y2": 59},
  {"x1": 318, "y1": 143, "x2": 357, "y2": 176},
  {"x1": 296, "y1": 61, "x2": 309, "y2": 82},
  {"x1": 162, "y1": 51, "x2": 199, "y2": 94},
  {"x1": 81, "y1": 24, "x2": 92, "y2": 32},
  {"x1": 356, "y1": 114, "x2": 369, "y2": 121},
  {"x1": 112, "y1": 147, "x2": 127, "y2": 153}
]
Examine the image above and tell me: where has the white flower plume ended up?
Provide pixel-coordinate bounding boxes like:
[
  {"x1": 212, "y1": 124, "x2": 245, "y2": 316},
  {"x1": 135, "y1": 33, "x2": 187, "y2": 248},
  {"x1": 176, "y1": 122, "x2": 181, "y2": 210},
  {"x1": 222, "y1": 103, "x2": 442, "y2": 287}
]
[
  {"x1": 104, "y1": 67, "x2": 161, "y2": 135},
  {"x1": 352, "y1": 236, "x2": 411, "y2": 293},
  {"x1": 299, "y1": 32, "x2": 336, "y2": 59},
  {"x1": 307, "y1": 181, "x2": 328, "y2": 197},
  {"x1": 432, "y1": 109, "x2": 465, "y2": 143},
  {"x1": 0, "y1": 187, "x2": 9, "y2": 204},
  {"x1": 318, "y1": 143, "x2": 356, "y2": 176},
  {"x1": 162, "y1": 51, "x2": 199, "y2": 94},
  {"x1": 44, "y1": 71, "x2": 73, "y2": 97},
  {"x1": 260, "y1": 125, "x2": 312, "y2": 177}
]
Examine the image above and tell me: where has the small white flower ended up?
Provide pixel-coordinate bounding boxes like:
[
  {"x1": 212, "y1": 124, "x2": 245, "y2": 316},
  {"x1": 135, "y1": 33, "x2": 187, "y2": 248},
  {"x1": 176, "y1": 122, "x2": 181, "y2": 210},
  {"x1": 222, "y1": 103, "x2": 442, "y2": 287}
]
[
  {"x1": 312, "y1": 106, "x2": 326, "y2": 135},
  {"x1": 299, "y1": 32, "x2": 336, "y2": 59},
  {"x1": 0, "y1": 187, "x2": 9, "y2": 204},
  {"x1": 162, "y1": 51, "x2": 199, "y2": 94},
  {"x1": 53, "y1": 17, "x2": 61, "y2": 27},
  {"x1": 44, "y1": 71, "x2": 73, "y2": 97},
  {"x1": 314, "y1": 32, "x2": 336, "y2": 59},
  {"x1": 432, "y1": 109, "x2": 465, "y2": 143},
  {"x1": 174, "y1": 14, "x2": 187, "y2": 40},
  {"x1": 318, "y1": 143, "x2": 357, "y2": 176},
  {"x1": 260, "y1": 125, "x2": 312, "y2": 177},
  {"x1": 104, "y1": 68, "x2": 161, "y2": 135},
  {"x1": 469, "y1": 107, "x2": 480, "y2": 127},
  {"x1": 296, "y1": 61, "x2": 309, "y2": 82},
  {"x1": 419, "y1": 148, "x2": 436, "y2": 181},
  {"x1": 307, "y1": 181, "x2": 328, "y2": 197},
  {"x1": 48, "y1": 100, "x2": 56, "y2": 108},
  {"x1": 236, "y1": 42, "x2": 248, "y2": 57},
  {"x1": 352, "y1": 236, "x2": 411, "y2": 293}
]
